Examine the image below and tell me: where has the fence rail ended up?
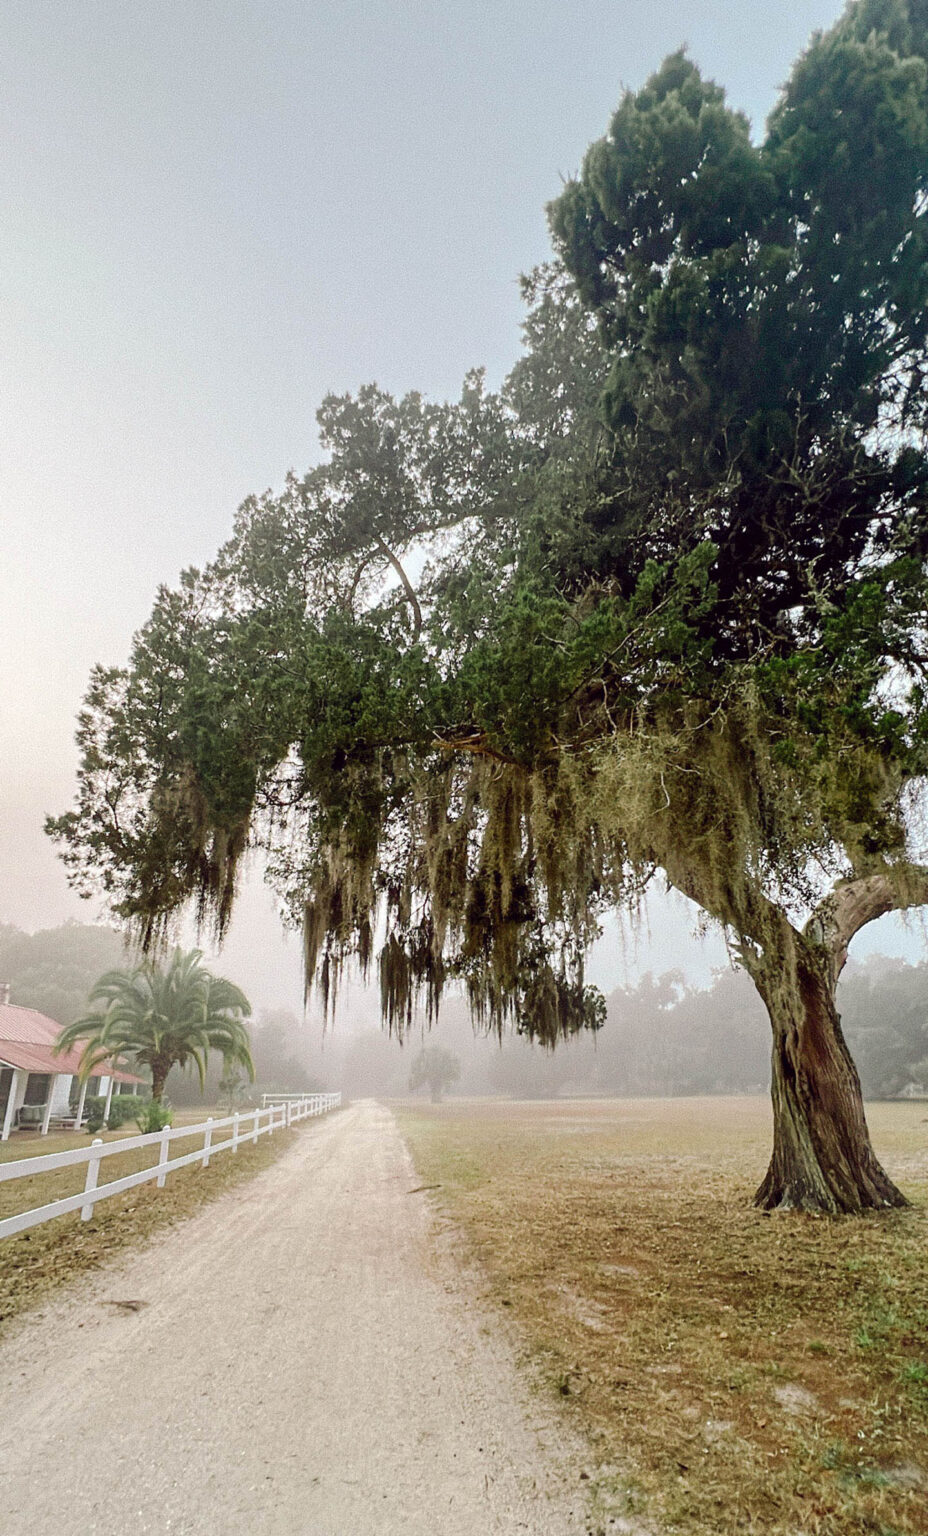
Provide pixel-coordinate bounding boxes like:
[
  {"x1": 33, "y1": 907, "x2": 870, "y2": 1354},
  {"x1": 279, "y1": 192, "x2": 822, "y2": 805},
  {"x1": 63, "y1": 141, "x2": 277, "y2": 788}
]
[
  {"x1": 0, "y1": 1092, "x2": 342, "y2": 1242},
  {"x1": 261, "y1": 1092, "x2": 328, "y2": 1106}
]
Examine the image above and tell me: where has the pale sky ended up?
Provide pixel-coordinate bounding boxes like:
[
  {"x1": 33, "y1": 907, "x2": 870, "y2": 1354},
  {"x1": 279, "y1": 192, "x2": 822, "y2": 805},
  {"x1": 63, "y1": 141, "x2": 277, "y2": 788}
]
[{"x1": 5, "y1": 0, "x2": 914, "y2": 1011}]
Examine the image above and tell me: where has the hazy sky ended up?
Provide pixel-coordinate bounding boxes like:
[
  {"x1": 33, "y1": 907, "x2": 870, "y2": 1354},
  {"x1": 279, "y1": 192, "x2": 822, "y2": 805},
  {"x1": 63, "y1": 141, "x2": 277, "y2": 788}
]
[{"x1": 4, "y1": 0, "x2": 915, "y2": 1010}]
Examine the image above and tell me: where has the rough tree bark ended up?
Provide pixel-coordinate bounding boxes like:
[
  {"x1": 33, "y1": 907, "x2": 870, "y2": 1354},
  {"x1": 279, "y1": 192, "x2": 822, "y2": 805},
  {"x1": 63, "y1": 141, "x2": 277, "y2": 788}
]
[
  {"x1": 150, "y1": 1060, "x2": 171, "y2": 1104},
  {"x1": 752, "y1": 926, "x2": 906, "y2": 1213},
  {"x1": 750, "y1": 870, "x2": 928, "y2": 1214}
]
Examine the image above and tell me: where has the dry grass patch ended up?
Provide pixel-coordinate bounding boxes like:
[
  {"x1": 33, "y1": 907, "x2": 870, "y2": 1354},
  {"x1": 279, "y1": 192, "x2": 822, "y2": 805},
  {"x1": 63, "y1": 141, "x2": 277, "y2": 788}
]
[
  {"x1": 396, "y1": 1096, "x2": 928, "y2": 1536},
  {"x1": 0, "y1": 1113, "x2": 304, "y2": 1332}
]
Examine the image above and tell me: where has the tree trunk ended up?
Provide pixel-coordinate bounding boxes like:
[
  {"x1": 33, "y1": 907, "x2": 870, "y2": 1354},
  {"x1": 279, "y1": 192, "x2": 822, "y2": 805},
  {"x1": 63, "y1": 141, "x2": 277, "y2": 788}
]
[
  {"x1": 753, "y1": 939, "x2": 906, "y2": 1214},
  {"x1": 658, "y1": 851, "x2": 920, "y2": 1214},
  {"x1": 151, "y1": 1065, "x2": 169, "y2": 1104}
]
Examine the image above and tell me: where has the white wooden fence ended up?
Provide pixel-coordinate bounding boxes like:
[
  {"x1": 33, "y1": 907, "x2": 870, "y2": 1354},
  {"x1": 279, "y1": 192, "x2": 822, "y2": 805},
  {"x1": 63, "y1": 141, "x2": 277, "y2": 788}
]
[{"x1": 0, "y1": 1092, "x2": 342, "y2": 1242}]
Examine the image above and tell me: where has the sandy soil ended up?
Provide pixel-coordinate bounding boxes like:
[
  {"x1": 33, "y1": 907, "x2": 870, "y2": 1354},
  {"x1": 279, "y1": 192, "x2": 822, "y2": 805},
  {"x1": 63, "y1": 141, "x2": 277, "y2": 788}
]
[{"x1": 0, "y1": 1100, "x2": 589, "y2": 1535}]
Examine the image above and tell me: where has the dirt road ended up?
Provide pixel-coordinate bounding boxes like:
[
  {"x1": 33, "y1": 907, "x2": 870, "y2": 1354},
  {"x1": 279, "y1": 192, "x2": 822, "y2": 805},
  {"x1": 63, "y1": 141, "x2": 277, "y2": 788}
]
[{"x1": 0, "y1": 1100, "x2": 588, "y2": 1534}]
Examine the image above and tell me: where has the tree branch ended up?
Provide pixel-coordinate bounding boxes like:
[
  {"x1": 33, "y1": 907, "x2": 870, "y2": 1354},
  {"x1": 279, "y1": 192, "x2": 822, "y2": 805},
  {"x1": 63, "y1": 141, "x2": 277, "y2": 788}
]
[
  {"x1": 346, "y1": 550, "x2": 379, "y2": 612},
  {"x1": 805, "y1": 865, "x2": 928, "y2": 987},
  {"x1": 434, "y1": 731, "x2": 523, "y2": 768},
  {"x1": 373, "y1": 536, "x2": 422, "y2": 641}
]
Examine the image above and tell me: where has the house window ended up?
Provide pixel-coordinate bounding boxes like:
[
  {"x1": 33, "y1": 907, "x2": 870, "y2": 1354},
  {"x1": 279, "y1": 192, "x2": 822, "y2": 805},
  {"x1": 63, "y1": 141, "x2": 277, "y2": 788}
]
[{"x1": 23, "y1": 1073, "x2": 51, "y2": 1106}]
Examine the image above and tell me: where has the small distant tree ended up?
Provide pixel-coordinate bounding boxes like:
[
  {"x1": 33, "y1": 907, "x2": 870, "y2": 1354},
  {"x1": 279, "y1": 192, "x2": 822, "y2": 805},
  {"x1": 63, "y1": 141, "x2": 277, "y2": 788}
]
[
  {"x1": 218, "y1": 1061, "x2": 250, "y2": 1112},
  {"x1": 409, "y1": 1045, "x2": 461, "y2": 1103}
]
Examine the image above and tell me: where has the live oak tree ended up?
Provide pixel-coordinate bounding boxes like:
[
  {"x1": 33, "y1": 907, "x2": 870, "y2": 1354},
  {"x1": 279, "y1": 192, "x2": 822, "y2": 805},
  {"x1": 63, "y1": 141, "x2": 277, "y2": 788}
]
[
  {"x1": 51, "y1": 0, "x2": 928, "y2": 1212},
  {"x1": 546, "y1": 0, "x2": 928, "y2": 1212}
]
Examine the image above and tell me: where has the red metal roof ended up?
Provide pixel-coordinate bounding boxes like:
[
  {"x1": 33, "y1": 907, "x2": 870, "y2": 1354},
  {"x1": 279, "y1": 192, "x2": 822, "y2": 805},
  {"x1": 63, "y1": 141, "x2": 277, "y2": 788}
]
[
  {"x1": 0, "y1": 1003, "x2": 69, "y2": 1045},
  {"x1": 0, "y1": 1004, "x2": 143, "y2": 1083}
]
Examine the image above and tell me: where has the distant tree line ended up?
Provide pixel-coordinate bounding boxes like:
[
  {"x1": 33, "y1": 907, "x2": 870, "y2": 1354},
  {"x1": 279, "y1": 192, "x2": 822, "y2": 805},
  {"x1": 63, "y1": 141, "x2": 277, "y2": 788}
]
[
  {"x1": 426, "y1": 963, "x2": 928, "y2": 1102},
  {"x1": 0, "y1": 921, "x2": 127, "y2": 1025}
]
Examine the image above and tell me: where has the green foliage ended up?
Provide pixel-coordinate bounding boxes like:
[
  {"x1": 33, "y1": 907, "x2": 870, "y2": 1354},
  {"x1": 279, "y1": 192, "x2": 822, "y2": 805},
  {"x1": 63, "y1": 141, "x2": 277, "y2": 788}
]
[
  {"x1": 79, "y1": 1094, "x2": 146, "y2": 1131},
  {"x1": 164, "y1": 1006, "x2": 327, "y2": 1105},
  {"x1": 55, "y1": 948, "x2": 254, "y2": 1102},
  {"x1": 106, "y1": 1094, "x2": 146, "y2": 1130},
  {"x1": 134, "y1": 1098, "x2": 173, "y2": 1133},
  {"x1": 48, "y1": 4, "x2": 928, "y2": 1061}
]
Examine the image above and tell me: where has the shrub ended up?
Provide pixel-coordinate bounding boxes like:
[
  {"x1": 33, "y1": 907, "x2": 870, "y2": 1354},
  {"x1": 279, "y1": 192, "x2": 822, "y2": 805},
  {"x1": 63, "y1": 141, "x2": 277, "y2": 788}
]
[
  {"x1": 106, "y1": 1094, "x2": 147, "y2": 1130},
  {"x1": 80, "y1": 1093, "x2": 151, "y2": 1133},
  {"x1": 134, "y1": 1098, "x2": 173, "y2": 1133},
  {"x1": 81, "y1": 1095, "x2": 108, "y2": 1133}
]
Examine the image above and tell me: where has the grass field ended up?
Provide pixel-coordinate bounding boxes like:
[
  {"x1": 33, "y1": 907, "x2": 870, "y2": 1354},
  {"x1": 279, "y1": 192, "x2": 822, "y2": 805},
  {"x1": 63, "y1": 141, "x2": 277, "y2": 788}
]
[
  {"x1": 0, "y1": 1108, "x2": 298, "y2": 1331},
  {"x1": 396, "y1": 1096, "x2": 928, "y2": 1536}
]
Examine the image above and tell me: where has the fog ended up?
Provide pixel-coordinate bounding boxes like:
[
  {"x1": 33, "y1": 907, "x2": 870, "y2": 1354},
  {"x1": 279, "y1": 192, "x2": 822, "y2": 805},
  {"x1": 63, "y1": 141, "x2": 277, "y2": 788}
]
[
  {"x1": 4, "y1": 907, "x2": 926, "y2": 1109},
  {"x1": 160, "y1": 953, "x2": 928, "y2": 1106}
]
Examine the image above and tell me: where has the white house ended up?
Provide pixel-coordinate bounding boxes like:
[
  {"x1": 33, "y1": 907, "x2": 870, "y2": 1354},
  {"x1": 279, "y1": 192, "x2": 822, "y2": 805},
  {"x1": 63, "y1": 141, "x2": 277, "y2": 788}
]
[{"x1": 0, "y1": 993, "x2": 143, "y2": 1140}]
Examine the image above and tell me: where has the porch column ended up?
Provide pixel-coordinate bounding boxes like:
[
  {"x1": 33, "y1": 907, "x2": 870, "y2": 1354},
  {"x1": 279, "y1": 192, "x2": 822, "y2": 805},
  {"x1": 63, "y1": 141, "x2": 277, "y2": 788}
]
[
  {"x1": 1, "y1": 1070, "x2": 21, "y2": 1141},
  {"x1": 40, "y1": 1082, "x2": 55, "y2": 1136},
  {"x1": 73, "y1": 1078, "x2": 88, "y2": 1132},
  {"x1": 103, "y1": 1076, "x2": 115, "y2": 1125}
]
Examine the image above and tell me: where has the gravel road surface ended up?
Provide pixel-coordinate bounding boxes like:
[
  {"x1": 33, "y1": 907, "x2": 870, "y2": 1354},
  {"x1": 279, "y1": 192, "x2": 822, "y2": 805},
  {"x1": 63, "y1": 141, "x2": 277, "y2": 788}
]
[{"x1": 0, "y1": 1100, "x2": 589, "y2": 1535}]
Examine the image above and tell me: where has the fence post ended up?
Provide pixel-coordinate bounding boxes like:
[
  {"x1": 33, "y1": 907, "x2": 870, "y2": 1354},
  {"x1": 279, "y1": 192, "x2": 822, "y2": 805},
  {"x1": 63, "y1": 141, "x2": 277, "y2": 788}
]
[
  {"x1": 156, "y1": 1124, "x2": 171, "y2": 1188},
  {"x1": 232, "y1": 1110, "x2": 239, "y2": 1153},
  {"x1": 252, "y1": 1108, "x2": 259, "y2": 1145},
  {"x1": 202, "y1": 1116, "x2": 213, "y2": 1169},
  {"x1": 286, "y1": 1100, "x2": 292, "y2": 1129},
  {"x1": 81, "y1": 1137, "x2": 103, "y2": 1221}
]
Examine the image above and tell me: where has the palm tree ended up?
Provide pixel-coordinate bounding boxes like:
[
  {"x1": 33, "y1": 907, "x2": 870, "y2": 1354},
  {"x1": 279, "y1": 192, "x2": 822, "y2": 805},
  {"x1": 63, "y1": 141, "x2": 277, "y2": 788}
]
[{"x1": 55, "y1": 948, "x2": 255, "y2": 1104}]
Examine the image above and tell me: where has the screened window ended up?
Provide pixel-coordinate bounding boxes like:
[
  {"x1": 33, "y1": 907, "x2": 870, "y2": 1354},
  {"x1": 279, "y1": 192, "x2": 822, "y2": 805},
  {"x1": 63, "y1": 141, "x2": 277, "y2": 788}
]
[{"x1": 23, "y1": 1073, "x2": 51, "y2": 1106}]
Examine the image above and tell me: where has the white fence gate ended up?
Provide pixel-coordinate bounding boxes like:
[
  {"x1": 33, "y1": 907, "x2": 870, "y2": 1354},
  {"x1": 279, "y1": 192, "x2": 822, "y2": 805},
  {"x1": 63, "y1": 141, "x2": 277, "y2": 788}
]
[{"x1": 0, "y1": 1091, "x2": 342, "y2": 1241}]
